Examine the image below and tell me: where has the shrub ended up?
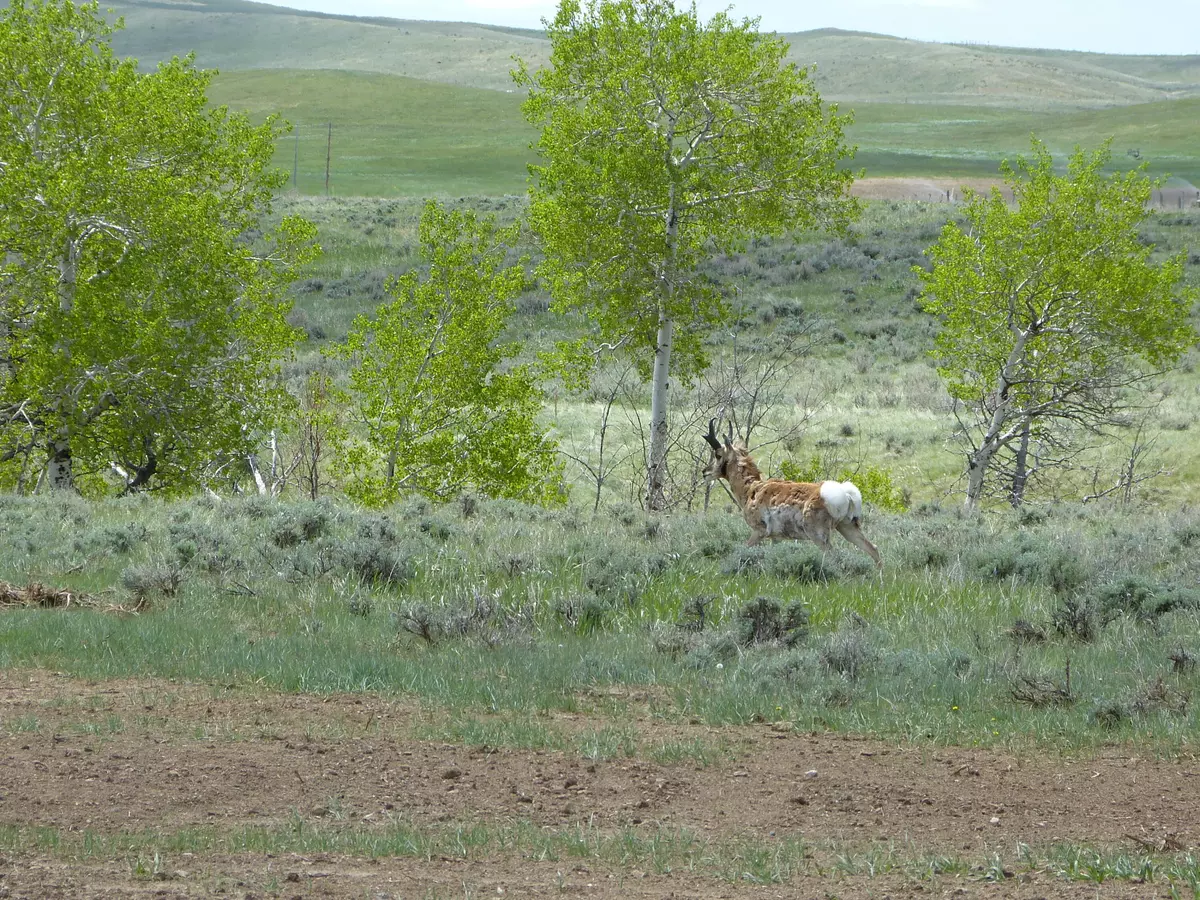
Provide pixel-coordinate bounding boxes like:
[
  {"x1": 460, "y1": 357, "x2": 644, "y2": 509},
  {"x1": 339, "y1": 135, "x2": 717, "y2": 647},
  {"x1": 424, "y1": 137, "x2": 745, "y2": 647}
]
[
  {"x1": 678, "y1": 595, "x2": 716, "y2": 632},
  {"x1": 720, "y1": 543, "x2": 834, "y2": 582},
  {"x1": 694, "y1": 529, "x2": 740, "y2": 559},
  {"x1": 650, "y1": 622, "x2": 701, "y2": 658},
  {"x1": 394, "y1": 602, "x2": 438, "y2": 643},
  {"x1": 1089, "y1": 699, "x2": 1130, "y2": 730},
  {"x1": 346, "y1": 590, "x2": 374, "y2": 617},
  {"x1": 893, "y1": 535, "x2": 950, "y2": 570},
  {"x1": 168, "y1": 521, "x2": 235, "y2": 573},
  {"x1": 356, "y1": 514, "x2": 397, "y2": 542},
  {"x1": 683, "y1": 631, "x2": 740, "y2": 670},
  {"x1": 750, "y1": 646, "x2": 819, "y2": 685},
  {"x1": 418, "y1": 514, "x2": 458, "y2": 542},
  {"x1": 1049, "y1": 595, "x2": 1111, "y2": 642},
  {"x1": 270, "y1": 503, "x2": 332, "y2": 548},
  {"x1": 554, "y1": 593, "x2": 611, "y2": 635},
  {"x1": 819, "y1": 618, "x2": 877, "y2": 680},
  {"x1": 1175, "y1": 522, "x2": 1200, "y2": 548},
  {"x1": 338, "y1": 538, "x2": 417, "y2": 586},
  {"x1": 1095, "y1": 576, "x2": 1200, "y2": 622},
  {"x1": 76, "y1": 523, "x2": 149, "y2": 556},
  {"x1": 972, "y1": 533, "x2": 1090, "y2": 593},
  {"x1": 583, "y1": 550, "x2": 668, "y2": 604},
  {"x1": 735, "y1": 595, "x2": 811, "y2": 646},
  {"x1": 120, "y1": 562, "x2": 183, "y2": 603},
  {"x1": 1129, "y1": 676, "x2": 1190, "y2": 717}
]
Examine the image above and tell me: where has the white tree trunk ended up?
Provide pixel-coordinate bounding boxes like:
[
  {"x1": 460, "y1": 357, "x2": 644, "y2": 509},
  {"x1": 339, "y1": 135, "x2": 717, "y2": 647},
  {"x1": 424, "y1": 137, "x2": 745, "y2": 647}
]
[
  {"x1": 46, "y1": 435, "x2": 73, "y2": 491},
  {"x1": 964, "y1": 323, "x2": 1035, "y2": 510},
  {"x1": 646, "y1": 311, "x2": 674, "y2": 511},
  {"x1": 964, "y1": 446, "x2": 992, "y2": 511}
]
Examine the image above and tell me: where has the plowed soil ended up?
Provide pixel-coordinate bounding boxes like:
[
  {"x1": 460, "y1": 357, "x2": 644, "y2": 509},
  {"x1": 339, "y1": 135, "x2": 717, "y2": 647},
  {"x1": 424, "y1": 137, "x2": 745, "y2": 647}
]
[{"x1": 1, "y1": 670, "x2": 1196, "y2": 899}]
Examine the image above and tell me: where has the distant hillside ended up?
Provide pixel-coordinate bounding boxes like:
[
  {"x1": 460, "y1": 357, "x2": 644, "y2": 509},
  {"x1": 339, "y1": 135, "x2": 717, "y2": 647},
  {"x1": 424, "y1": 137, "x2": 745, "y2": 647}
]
[
  {"x1": 105, "y1": 0, "x2": 546, "y2": 92},
  {"x1": 102, "y1": 1, "x2": 1200, "y2": 108},
  {"x1": 786, "y1": 30, "x2": 1200, "y2": 107}
]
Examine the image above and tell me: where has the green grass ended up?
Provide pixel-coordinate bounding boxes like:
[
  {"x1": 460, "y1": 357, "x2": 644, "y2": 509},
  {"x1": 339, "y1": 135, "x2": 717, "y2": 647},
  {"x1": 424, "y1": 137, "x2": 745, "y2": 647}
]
[
  {"x1": 207, "y1": 70, "x2": 535, "y2": 197},
  {"x1": 1, "y1": 494, "x2": 1198, "y2": 753},
  {"x1": 107, "y1": 0, "x2": 551, "y2": 92},
  {"x1": 99, "y1": 2, "x2": 1200, "y2": 196},
  {"x1": 849, "y1": 99, "x2": 1200, "y2": 185},
  {"x1": 201, "y1": 70, "x2": 1200, "y2": 197},
  {"x1": 1, "y1": 819, "x2": 1197, "y2": 892}
]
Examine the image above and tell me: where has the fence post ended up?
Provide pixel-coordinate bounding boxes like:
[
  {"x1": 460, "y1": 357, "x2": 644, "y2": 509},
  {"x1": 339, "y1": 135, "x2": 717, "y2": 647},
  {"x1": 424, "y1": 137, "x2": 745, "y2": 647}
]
[
  {"x1": 325, "y1": 122, "x2": 332, "y2": 197},
  {"x1": 293, "y1": 127, "x2": 299, "y2": 192}
]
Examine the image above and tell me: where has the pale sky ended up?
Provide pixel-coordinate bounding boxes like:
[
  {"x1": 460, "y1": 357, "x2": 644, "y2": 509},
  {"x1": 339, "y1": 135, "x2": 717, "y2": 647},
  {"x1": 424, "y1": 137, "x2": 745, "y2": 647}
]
[{"x1": 263, "y1": 0, "x2": 1199, "y2": 55}]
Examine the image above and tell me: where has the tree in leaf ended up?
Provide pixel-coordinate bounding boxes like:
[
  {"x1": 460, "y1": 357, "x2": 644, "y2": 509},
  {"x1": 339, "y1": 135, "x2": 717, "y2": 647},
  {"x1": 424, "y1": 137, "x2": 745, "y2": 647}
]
[
  {"x1": 333, "y1": 201, "x2": 564, "y2": 506},
  {"x1": 0, "y1": 0, "x2": 317, "y2": 494},
  {"x1": 515, "y1": 0, "x2": 856, "y2": 510},
  {"x1": 917, "y1": 138, "x2": 1196, "y2": 510}
]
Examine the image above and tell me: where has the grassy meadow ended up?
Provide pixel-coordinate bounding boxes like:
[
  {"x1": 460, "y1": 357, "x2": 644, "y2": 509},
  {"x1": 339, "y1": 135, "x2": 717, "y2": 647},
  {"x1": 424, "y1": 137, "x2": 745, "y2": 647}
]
[
  {"x1": 4, "y1": 5, "x2": 1200, "y2": 892},
  {"x1": 3, "y1": 195, "x2": 1199, "y2": 760},
  {"x1": 204, "y1": 69, "x2": 1200, "y2": 197},
  {"x1": 2, "y1": 491, "x2": 1199, "y2": 755},
  {"x1": 107, "y1": 1, "x2": 1200, "y2": 107},
  {"x1": 121, "y1": 0, "x2": 1198, "y2": 196}
]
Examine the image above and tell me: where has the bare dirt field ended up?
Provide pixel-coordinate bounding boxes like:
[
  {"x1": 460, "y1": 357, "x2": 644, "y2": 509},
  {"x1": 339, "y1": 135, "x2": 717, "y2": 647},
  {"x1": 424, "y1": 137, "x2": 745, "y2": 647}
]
[{"x1": 1, "y1": 669, "x2": 1196, "y2": 899}]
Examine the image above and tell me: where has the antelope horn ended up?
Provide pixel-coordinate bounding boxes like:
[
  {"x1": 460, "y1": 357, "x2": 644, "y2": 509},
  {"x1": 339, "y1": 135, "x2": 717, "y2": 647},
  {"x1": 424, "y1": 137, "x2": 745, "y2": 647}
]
[
  {"x1": 724, "y1": 421, "x2": 734, "y2": 450},
  {"x1": 704, "y1": 418, "x2": 721, "y2": 452}
]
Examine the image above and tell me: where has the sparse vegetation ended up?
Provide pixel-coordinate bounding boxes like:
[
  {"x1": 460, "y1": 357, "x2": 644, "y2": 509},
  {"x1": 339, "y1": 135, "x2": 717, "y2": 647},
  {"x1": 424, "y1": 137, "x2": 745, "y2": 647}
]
[{"x1": 0, "y1": 493, "x2": 1196, "y2": 750}]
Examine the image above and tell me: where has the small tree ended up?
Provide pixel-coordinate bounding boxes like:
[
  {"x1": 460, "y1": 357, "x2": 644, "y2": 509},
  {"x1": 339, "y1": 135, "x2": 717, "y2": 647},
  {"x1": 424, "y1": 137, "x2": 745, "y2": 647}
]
[
  {"x1": 290, "y1": 371, "x2": 348, "y2": 501},
  {"x1": 0, "y1": 0, "x2": 317, "y2": 494},
  {"x1": 516, "y1": 0, "x2": 856, "y2": 510},
  {"x1": 917, "y1": 139, "x2": 1196, "y2": 510},
  {"x1": 333, "y1": 201, "x2": 564, "y2": 506}
]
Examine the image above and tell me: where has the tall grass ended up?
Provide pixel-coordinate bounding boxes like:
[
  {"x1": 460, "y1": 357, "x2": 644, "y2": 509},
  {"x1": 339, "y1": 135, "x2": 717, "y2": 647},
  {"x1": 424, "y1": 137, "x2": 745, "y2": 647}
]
[{"x1": 1, "y1": 494, "x2": 1198, "y2": 752}]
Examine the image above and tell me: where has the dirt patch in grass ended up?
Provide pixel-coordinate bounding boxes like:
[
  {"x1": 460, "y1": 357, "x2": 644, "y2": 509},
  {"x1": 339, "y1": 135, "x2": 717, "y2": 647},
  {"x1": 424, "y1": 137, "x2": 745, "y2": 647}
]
[{"x1": 0, "y1": 669, "x2": 1196, "y2": 898}]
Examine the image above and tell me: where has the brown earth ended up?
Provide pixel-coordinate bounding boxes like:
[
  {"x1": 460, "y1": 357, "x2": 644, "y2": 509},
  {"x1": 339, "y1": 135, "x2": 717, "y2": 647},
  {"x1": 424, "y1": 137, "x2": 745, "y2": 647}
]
[{"x1": 1, "y1": 670, "x2": 1197, "y2": 899}]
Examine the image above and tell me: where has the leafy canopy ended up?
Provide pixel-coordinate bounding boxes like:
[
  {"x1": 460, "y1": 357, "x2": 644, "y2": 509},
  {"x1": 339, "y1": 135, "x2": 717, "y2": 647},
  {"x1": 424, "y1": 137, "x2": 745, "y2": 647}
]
[
  {"x1": 920, "y1": 139, "x2": 1194, "y2": 410},
  {"x1": 0, "y1": 0, "x2": 318, "y2": 493},
  {"x1": 333, "y1": 201, "x2": 564, "y2": 507},
  {"x1": 917, "y1": 137, "x2": 1196, "y2": 505},
  {"x1": 516, "y1": 0, "x2": 857, "y2": 378}
]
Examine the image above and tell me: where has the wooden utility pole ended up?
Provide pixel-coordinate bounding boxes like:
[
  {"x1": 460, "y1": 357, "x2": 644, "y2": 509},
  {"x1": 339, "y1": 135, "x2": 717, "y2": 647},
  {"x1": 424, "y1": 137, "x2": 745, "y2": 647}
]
[
  {"x1": 292, "y1": 127, "x2": 299, "y2": 191},
  {"x1": 325, "y1": 122, "x2": 332, "y2": 196}
]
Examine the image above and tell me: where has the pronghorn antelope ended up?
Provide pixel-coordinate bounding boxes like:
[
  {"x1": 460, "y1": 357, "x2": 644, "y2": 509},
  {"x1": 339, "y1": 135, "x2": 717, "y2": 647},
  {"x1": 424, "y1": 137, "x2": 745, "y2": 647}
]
[{"x1": 703, "y1": 419, "x2": 882, "y2": 569}]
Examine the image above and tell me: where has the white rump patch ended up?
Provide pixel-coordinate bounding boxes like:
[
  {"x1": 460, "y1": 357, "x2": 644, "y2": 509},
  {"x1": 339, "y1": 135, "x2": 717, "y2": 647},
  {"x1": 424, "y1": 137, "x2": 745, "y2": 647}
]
[{"x1": 819, "y1": 480, "x2": 864, "y2": 525}]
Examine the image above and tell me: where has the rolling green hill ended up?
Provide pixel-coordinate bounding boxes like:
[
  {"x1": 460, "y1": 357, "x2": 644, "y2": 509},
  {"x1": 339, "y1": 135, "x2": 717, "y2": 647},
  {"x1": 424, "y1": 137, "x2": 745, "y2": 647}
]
[
  {"x1": 103, "y1": 1, "x2": 1200, "y2": 109},
  {"x1": 31, "y1": 0, "x2": 1185, "y2": 196},
  {"x1": 105, "y1": 0, "x2": 549, "y2": 92},
  {"x1": 205, "y1": 68, "x2": 1200, "y2": 196},
  {"x1": 788, "y1": 30, "x2": 1200, "y2": 108},
  {"x1": 206, "y1": 69, "x2": 534, "y2": 196},
  {"x1": 848, "y1": 98, "x2": 1200, "y2": 186}
]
